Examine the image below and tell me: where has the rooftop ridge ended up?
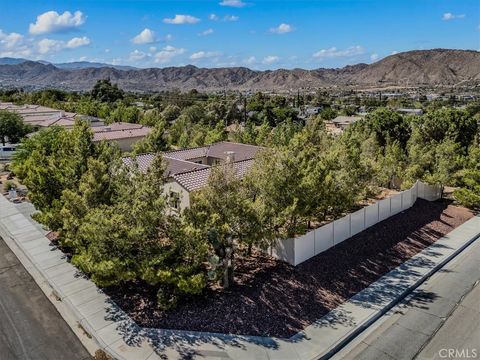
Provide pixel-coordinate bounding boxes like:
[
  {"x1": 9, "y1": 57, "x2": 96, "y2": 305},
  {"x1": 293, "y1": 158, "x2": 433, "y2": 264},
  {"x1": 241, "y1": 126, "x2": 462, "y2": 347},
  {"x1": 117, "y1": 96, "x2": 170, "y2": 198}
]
[{"x1": 172, "y1": 157, "x2": 254, "y2": 176}]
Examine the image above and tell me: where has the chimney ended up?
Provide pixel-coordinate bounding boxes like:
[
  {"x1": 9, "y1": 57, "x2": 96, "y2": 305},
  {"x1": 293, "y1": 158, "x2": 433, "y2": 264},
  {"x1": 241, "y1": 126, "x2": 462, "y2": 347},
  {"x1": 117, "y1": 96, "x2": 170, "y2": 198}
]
[{"x1": 225, "y1": 151, "x2": 235, "y2": 163}]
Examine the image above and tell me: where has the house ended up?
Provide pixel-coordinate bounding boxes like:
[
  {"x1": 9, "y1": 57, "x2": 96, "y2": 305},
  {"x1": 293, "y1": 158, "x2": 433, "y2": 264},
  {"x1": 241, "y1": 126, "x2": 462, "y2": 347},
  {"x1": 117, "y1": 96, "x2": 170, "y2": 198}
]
[
  {"x1": 91, "y1": 123, "x2": 152, "y2": 152},
  {"x1": 0, "y1": 102, "x2": 149, "y2": 151},
  {"x1": 122, "y1": 142, "x2": 263, "y2": 212},
  {"x1": 305, "y1": 106, "x2": 322, "y2": 116},
  {"x1": 396, "y1": 108, "x2": 423, "y2": 116},
  {"x1": 325, "y1": 115, "x2": 362, "y2": 135}
]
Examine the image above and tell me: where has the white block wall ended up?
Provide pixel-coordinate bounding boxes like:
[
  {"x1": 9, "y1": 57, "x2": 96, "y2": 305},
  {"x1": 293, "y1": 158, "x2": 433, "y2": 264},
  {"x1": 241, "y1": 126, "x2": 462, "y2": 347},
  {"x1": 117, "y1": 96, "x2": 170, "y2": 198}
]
[{"x1": 271, "y1": 180, "x2": 442, "y2": 266}]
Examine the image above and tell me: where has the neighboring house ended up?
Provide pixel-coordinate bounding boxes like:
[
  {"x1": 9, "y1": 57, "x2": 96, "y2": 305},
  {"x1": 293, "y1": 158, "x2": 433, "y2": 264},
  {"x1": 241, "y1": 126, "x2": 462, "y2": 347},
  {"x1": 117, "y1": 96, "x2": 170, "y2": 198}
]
[
  {"x1": 92, "y1": 123, "x2": 152, "y2": 152},
  {"x1": 0, "y1": 102, "x2": 149, "y2": 151},
  {"x1": 396, "y1": 108, "x2": 423, "y2": 116},
  {"x1": 325, "y1": 115, "x2": 362, "y2": 135},
  {"x1": 305, "y1": 106, "x2": 322, "y2": 116},
  {"x1": 122, "y1": 142, "x2": 263, "y2": 212}
]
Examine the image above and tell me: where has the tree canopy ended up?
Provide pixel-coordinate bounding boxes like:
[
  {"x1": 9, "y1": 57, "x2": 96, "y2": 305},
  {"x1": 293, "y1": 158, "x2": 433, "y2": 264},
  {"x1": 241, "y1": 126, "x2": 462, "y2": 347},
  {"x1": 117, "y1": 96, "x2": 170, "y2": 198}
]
[{"x1": 0, "y1": 110, "x2": 31, "y2": 145}]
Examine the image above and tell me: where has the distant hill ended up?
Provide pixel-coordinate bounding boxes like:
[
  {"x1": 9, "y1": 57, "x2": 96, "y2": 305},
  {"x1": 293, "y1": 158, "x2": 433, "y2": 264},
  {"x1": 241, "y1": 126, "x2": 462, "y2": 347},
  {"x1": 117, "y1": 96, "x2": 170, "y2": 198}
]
[
  {"x1": 0, "y1": 57, "x2": 31, "y2": 65},
  {"x1": 0, "y1": 58, "x2": 136, "y2": 71},
  {"x1": 0, "y1": 49, "x2": 478, "y2": 91},
  {"x1": 54, "y1": 61, "x2": 137, "y2": 71}
]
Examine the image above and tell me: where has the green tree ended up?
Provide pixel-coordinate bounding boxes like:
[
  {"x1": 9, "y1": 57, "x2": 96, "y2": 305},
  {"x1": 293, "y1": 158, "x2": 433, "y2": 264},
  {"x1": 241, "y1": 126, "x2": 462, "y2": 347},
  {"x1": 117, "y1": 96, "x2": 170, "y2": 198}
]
[
  {"x1": 91, "y1": 79, "x2": 124, "y2": 103},
  {"x1": 11, "y1": 121, "x2": 112, "y2": 230},
  {"x1": 365, "y1": 108, "x2": 411, "y2": 148},
  {"x1": 133, "y1": 119, "x2": 169, "y2": 154},
  {"x1": 0, "y1": 110, "x2": 31, "y2": 145},
  {"x1": 185, "y1": 164, "x2": 263, "y2": 289},
  {"x1": 454, "y1": 145, "x2": 480, "y2": 209}
]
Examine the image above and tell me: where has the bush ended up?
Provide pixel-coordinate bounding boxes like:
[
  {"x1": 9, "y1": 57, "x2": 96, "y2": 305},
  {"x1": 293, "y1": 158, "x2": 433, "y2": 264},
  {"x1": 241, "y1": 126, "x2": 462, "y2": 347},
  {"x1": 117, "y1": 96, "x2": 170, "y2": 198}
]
[
  {"x1": 454, "y1": 188, "x2": 480, "y2": 210},
  {"x1": 4, "y1": 180, "x2": 16, "y2": 191}
]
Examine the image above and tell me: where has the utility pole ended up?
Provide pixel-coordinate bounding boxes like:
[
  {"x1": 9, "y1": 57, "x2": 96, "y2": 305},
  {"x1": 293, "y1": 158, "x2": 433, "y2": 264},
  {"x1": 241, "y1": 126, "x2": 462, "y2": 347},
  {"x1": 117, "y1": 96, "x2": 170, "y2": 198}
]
[{"x1": 243, "y1": 97, "x2": 247, "y2": 123}]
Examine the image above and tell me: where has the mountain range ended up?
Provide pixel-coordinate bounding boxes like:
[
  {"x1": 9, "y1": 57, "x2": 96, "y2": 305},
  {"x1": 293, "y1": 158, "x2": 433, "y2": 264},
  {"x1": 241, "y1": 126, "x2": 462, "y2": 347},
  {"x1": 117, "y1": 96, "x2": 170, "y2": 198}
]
[{"x1": 0, "y1": 49, "x2": 478, "y2": 92}]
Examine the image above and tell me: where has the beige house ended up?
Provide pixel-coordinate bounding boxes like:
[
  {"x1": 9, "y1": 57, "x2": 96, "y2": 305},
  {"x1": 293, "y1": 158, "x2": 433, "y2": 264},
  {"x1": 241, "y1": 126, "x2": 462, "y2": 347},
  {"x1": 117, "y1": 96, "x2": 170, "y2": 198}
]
[
  {"x1": 122, "y1": 142, "x2": 263, "y2": 212},
  {"x1": 325, "y1": 115, "x2": 363, "y2": 135},
  {"x1": 92, "y1": 123, "x2": 152, "y2": 152},
  {"x1": 1, "y1": 102, "x2": 150, "y2": 152}
]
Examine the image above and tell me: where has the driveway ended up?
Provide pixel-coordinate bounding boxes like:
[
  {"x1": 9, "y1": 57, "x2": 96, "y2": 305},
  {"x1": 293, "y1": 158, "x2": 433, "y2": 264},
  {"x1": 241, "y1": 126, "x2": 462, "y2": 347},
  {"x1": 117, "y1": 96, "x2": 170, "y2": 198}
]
[{"x1": 0, "y1": 236, "x2": 90, "y2": 360}]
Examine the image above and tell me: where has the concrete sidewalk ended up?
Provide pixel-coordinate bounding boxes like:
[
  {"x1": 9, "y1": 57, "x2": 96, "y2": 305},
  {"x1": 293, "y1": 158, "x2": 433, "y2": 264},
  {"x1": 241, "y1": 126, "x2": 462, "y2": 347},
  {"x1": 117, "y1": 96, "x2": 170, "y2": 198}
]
[{"x1": 1, "y1": 194, "x2": 479, "y2": 360}]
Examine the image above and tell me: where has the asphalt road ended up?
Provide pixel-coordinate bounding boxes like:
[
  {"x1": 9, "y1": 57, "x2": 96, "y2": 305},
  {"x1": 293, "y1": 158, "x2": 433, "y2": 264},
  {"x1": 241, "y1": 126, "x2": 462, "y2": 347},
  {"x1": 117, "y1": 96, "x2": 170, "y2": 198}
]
[
  {"x1": 0, "y1": 236, "x2": 90, "y2": 360},
  {"x1": 334, "y1": 237, "x2": 480, "y2": 360}
]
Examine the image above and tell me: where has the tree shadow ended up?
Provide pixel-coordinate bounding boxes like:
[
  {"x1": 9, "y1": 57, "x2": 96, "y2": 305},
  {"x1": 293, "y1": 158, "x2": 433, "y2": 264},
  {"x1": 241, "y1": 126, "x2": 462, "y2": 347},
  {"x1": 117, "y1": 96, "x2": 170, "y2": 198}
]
[{"x1": 99, "y1": 198, "x2": 472, "y2": 357}]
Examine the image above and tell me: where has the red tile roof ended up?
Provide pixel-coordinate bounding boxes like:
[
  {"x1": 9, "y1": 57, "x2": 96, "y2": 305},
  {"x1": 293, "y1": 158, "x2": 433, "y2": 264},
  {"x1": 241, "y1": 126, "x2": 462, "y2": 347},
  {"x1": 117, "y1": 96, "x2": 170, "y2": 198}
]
[
  {"x1": 92, "y1": 124, "x2": 151, "y2": 142},
  {"x1": 164, "y1": 142, "x2": 262, "y2": 162},
  {"x1": 122, "y1": 142, "x2": 262, "y2": 192},
  {"x1": 121, "y1": 153, "x2": 209, "y2": 176},
  {"x1": 173, "y1": 159, "x2": 255, "y2": 192}
]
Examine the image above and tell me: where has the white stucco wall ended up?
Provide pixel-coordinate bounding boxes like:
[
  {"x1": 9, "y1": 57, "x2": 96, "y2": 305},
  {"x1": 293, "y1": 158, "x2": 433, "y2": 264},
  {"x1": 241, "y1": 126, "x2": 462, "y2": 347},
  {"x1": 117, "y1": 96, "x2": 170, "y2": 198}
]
[{"x1": 163, "y1": 180, "x2": 191, "y2": 213}]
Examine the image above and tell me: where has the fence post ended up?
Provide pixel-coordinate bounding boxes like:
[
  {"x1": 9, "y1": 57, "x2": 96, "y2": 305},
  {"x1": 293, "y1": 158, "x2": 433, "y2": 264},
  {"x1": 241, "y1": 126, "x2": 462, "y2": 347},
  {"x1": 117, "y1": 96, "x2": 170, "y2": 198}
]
[
  {"x1": 313, "y1": 226, "x2": 316, "y2": 255},
  {"x1": 363, "y1": 207, "x2": 366, "y2": 229},
  {"x1": 332, "y1": 219, "x2": 335, "y2": 246},
  {"x1": 348, "y1": 214, "x2": 352, "y2": 237}
]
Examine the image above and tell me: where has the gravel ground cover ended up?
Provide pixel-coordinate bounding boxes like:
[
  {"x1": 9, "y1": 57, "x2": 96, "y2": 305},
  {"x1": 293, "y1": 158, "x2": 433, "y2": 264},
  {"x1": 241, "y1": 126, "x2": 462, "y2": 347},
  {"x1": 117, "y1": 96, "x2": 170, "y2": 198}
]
[{"x1": 105, "y1": 199, "x2": 474, "y2": 338}]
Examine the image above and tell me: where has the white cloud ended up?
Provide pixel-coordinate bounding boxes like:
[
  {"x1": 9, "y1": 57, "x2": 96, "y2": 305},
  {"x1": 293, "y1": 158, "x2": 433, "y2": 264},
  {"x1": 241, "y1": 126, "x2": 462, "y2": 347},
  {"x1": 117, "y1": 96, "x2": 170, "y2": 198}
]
[
  {"x1": 209, "y1": 14, "x2": 239, "y2": 22},
  {"x1": 29, "y1": 10, "x2": 86, "y2": 35},
  {"x1": 262, "y1": 55, "x2": 279, "y2": 65},
  {"x1": 190, "y1": 51, "x2": 221, "y2": 60},
  {"x1": 163, "y1": 15, "x2": 200, "y2": 25},
  {"x1": 313, "y1": 45, "x2": 365, "y2": 59},
  {"x1": 111, "y1": 58, "x2": 123, "y2": 65},
  {"x1": 0, "y1": 30, "x2": 24, "y2": 50},
  {"x1": 165, "y1": 34, "x2": 173, "y2": 41},
  {"x1": 219, "y1": 0, "x2": 247, "y2": 8},
  {"x1": 0, "y1": 30, "x2": 32, "y2": 57},
  {"x1": 442, "y1": 13, "x2": 465, "y2": 21},
  {"x1": 66, "y1": 36, "x2": 90, "y2": 48},
  {"x1": 132, "y1": 28, "x2": 156, "y2": 44},
  {"x1": 154, "y1": 45, "x2": 185, "y2": 63},
  {"x1": 269, "y1": 23, "x2": 294, "y2": 34},
  {"x1": 244, "y1": 56, "x2": 256, "y2": 65},
  {"x1": 224, "y1": 15, "x2": 239, "y2": 22},
  {"x1": 199, "y1": 28, "x2": 214, "y2": 36},
  {"x1": 37, "y1": 38, "x2": 62, "y2": 54},
  {"x1": 129, "y1": 49, "x2": 147, "y2": 61},
  {"x1": 37, "y1": 36, "x2": 90, "y2": 55},
  {"x1": 391, "y1": 50, "x2": 399, "y2": 55},
  {"x1": 370, "y1": 53, "x2": 379, "y2": 62}
]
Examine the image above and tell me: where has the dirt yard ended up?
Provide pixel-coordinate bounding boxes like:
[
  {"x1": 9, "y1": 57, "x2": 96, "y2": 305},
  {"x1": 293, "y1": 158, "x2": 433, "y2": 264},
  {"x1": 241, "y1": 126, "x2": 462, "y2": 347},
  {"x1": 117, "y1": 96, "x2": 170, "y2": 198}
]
[{"x1": 104, "y1": 199, "x2": 474, "y2": 338}]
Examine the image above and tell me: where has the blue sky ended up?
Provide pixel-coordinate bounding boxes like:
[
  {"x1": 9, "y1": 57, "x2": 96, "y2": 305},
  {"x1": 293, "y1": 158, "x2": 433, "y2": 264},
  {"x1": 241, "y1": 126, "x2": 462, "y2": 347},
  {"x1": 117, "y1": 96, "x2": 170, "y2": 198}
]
[{"x1": 0, "y1": 0, "x2": 478, "y2": 69}]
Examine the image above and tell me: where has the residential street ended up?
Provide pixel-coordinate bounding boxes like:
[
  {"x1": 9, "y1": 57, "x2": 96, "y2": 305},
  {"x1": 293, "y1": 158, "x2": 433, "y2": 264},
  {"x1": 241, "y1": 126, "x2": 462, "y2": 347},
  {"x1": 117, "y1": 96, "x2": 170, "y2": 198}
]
[
  {"x1": 0, "y1": 236, "x2": 90, "y2": 360},
  {"x1": 334, "y1": 238, "x2": 480, "y2": 360}
]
